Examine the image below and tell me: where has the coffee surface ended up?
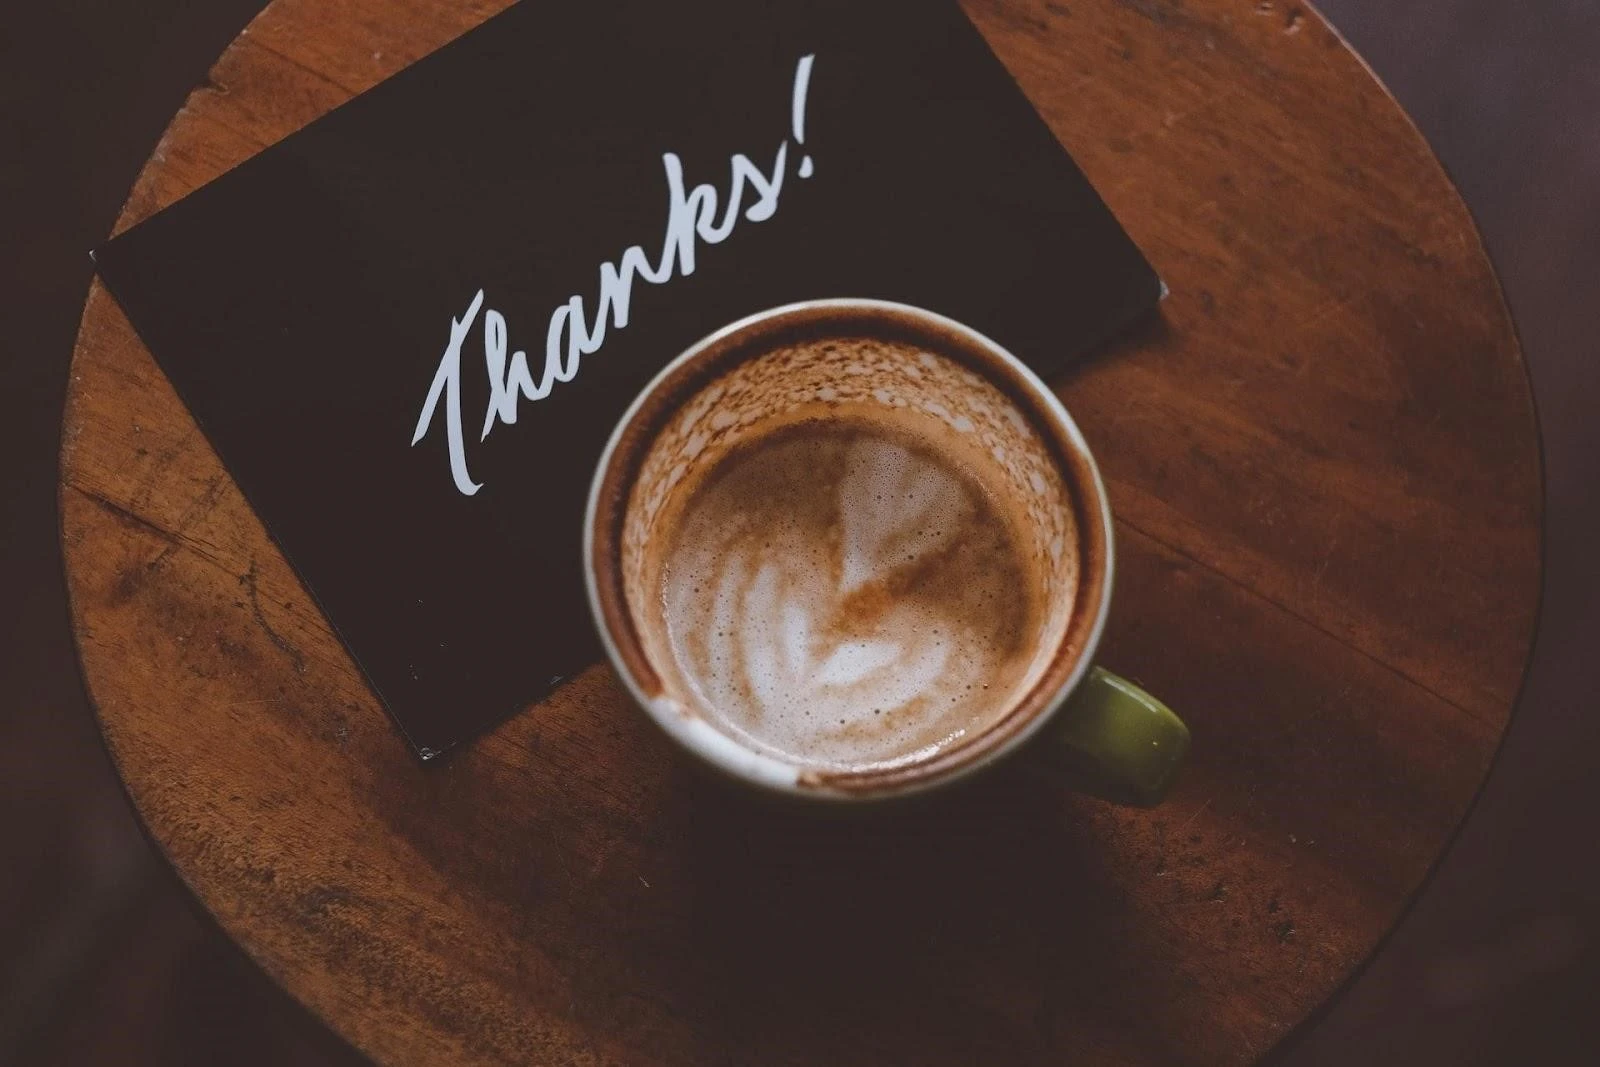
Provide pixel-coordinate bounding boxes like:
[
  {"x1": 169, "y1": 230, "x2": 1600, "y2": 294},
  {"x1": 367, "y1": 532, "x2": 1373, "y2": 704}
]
[{"x1": 659, "y1": 415, "x2": 1045, "y2": 770}]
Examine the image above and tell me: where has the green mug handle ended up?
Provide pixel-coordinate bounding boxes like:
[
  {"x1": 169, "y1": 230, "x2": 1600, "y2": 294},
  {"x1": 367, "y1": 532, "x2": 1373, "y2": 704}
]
[{"x1": 1043, "y1": 667, "x2": 1190, "y2": 807}]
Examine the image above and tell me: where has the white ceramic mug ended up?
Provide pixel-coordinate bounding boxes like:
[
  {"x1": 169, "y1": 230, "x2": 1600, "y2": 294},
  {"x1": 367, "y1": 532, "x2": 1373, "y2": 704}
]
[{"x1": 584, "y1": 299, "x2": 1187, "y2": 804}]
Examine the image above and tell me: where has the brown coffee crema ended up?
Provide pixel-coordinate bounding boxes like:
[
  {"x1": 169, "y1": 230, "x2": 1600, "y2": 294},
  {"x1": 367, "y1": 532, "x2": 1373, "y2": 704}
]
[{"x1": 621, "y1": 335, "x2": 1080, "y2": 774}]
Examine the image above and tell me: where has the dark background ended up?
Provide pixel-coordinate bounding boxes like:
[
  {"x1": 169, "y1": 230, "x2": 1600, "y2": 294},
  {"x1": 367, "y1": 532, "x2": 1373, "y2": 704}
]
[{"x1": 1, "y1": 1, "x2": 1594, "y2": 1063}]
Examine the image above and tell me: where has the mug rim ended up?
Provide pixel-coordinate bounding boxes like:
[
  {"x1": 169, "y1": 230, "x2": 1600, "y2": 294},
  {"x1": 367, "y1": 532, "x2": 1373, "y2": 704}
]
[{"x1": 583, "y1": 298, "x2": 1115, "y2": 801}]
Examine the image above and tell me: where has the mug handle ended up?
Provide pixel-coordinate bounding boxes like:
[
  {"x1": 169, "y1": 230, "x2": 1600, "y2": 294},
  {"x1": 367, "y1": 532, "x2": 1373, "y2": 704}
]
[{"x1": 1043, "y1": 667, "x2": 1190, "y2": 807}]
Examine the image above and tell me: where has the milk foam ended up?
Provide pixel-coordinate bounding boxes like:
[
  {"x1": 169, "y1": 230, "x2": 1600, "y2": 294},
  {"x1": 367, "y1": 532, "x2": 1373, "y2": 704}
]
[{"x1": 660, "y1": 422, "x2": 1038, "y2": 770}]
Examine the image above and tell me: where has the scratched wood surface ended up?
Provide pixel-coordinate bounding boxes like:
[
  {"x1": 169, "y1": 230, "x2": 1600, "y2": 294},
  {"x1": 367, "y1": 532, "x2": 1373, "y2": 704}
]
[{"x1": 59, "y1": 0, "x2": 1541, "y2": 1063}]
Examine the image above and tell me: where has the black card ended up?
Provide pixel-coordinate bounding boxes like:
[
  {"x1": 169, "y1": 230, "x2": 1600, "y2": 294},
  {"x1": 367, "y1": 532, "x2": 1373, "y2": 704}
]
[{"x1": 93, "y1": 0, "x2": 1160, "y2": 760}]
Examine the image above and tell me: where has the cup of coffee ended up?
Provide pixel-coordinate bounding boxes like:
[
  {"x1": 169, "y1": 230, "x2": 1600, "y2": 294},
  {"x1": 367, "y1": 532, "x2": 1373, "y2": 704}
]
[{"x1": 584, "y1": 299, "x2": 1188, "y2": 805}]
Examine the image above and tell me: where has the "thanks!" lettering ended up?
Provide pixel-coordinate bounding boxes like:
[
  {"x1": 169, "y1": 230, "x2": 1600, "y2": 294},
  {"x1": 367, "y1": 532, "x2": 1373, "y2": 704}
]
[{"x1": 412, "y1": 54, "x2": 817, "y2": 496}]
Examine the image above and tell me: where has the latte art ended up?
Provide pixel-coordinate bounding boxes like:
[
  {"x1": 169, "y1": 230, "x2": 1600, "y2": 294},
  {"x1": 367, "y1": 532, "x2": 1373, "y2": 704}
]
[{"x1": 661, "y1": 422, "x2": 1040, "y2": 769}]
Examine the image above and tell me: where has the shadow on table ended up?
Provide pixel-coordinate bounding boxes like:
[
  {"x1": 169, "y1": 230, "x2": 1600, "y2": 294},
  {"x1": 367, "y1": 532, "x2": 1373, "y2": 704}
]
[{"x1": 676, "y1": 761, "x2": 1166, "y2": 1063}]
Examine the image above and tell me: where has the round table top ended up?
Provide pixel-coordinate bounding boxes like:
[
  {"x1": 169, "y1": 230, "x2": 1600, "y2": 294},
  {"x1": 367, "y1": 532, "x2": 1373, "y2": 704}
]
[{"x1": 60, "y1": 1, "x2": 1542, "y2": 1063}]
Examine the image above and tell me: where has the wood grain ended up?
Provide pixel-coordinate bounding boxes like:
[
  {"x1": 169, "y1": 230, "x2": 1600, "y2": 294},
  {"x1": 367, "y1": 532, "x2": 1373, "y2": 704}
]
[{"x1": 59, "y1": 0, "x2": 1541, "y2": 1063}]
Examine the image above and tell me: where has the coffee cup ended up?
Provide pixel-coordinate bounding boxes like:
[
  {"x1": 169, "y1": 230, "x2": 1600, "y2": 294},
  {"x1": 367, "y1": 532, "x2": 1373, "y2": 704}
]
[{"x1": 584, "y1": 299, "x2": 1188, "y2": 805}]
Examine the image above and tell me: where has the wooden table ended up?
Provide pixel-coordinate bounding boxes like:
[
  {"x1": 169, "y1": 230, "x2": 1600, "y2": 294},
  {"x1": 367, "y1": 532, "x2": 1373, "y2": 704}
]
[{"x1": 60, "y1": 1, "x2": 1542, "y2": 1063}]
